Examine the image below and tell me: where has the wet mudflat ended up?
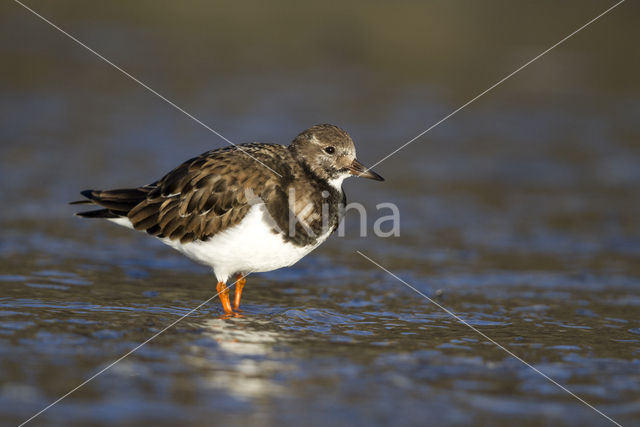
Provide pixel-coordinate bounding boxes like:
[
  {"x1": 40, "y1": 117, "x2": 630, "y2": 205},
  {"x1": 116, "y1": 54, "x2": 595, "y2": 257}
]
[{"x1": 2, "y1": 1, "x2": 640, "y2": 426}]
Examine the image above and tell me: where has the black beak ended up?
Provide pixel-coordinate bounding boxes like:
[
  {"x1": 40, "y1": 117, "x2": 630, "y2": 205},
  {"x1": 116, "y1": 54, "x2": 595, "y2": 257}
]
[{"x1": 348, "y1": 159, "x2": 384, "y2": 181}]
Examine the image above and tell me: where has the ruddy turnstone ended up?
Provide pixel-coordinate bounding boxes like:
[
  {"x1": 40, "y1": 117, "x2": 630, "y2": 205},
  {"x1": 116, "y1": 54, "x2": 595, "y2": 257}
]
[{"x1": 72, "y1": 124, "x2": 383, "y2": 316}]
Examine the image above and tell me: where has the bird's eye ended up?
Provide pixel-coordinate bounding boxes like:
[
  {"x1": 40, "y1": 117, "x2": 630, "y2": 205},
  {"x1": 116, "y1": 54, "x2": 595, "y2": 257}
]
[{"x1": 324, "y1": 146, "x2": 335, "y2": 154}]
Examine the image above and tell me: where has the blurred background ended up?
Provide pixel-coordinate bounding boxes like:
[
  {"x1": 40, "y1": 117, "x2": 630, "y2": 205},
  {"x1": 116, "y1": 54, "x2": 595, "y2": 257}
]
[{"x1": 1, "y1": 1, "x2": 639, "y2": 426}]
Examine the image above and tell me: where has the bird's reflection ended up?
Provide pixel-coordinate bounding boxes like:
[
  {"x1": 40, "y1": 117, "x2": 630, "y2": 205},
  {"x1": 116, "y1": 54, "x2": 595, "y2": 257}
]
[{"x1": 185, "y1": 317, "x2": 290, "y2": 400}]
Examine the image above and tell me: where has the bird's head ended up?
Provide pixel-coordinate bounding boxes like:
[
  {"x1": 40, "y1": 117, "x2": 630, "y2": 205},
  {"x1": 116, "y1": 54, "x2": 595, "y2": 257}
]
[{"x1": 290, "y1": 124, "x2": 384, "y2": 189}]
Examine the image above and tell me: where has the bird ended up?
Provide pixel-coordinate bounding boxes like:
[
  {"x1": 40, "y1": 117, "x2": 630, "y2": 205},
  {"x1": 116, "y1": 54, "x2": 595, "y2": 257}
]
[{"x1": 72, "y1": 124, "x2": 384, "y2": 316}]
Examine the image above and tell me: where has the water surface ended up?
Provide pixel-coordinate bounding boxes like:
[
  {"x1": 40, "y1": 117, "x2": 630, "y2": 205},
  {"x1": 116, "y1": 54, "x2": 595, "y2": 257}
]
[{"x1": 1, "y1": 1, "x2": 640, "y2": 426}]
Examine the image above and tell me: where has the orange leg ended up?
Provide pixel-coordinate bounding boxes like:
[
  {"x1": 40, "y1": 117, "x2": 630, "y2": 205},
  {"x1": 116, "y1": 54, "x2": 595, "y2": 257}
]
[
  {"x1": 216, "y1": 281, "x2": 234, "y2": 315},
  {"x1": 234, "y1": 274, "x2": 246, "y2": 310}
]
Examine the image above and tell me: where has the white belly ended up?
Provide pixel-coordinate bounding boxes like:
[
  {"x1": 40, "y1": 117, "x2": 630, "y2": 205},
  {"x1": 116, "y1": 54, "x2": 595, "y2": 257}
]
[{"x1": 109, "y1": 203, "x2": 331, "y2": 283}]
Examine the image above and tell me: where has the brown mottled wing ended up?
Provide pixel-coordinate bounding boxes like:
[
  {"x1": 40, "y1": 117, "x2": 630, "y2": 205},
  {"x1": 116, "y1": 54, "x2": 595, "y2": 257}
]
[{"x1": 127, "y1": 144, "x2": 290, "y2": 244}]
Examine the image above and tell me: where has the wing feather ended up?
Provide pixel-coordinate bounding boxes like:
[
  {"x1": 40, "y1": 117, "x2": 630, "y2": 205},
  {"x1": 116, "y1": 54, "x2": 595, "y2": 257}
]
[{"x1": 127, "y1": 144, "x2": 289, "y2": 243}]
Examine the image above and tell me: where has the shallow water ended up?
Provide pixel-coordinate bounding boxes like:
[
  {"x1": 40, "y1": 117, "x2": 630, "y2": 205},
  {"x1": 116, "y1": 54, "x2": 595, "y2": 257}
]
[{"x1": 2, "y1": 1, "x2": 640, "y2": 426}]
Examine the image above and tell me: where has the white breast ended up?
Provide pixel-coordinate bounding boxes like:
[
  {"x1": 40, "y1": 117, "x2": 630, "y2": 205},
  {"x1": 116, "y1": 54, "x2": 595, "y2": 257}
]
[
  {"x1": 173, "y1": 204, "x2": 333, "y2": 282},
  {"x1": 111, "y1": 203, "x2": 332, "y2": 283}
]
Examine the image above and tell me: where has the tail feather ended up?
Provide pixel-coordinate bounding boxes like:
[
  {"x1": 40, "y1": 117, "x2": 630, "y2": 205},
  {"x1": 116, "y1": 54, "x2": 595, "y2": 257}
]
[
  {"x1": 75, "y1": 209, "x2": 120, "y2": 219},
  {"x1": 71, "y1": 187, "x2": 149, "y2": 219}
]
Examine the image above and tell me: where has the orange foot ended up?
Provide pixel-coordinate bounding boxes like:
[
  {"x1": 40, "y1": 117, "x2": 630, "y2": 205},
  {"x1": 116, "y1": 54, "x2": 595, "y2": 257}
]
[
  {"x1": 233, "y1": 273, "x2": 246, "y2": 311},
  {"x1": 218, "y1": 311, "x2": 243, "y2": 319},
  {"x1": 216, "y1": 279, "x2": 246, "y2": 318},
  {"x1": 216, "y1": 281, "x2": 234, "y2": 315}
]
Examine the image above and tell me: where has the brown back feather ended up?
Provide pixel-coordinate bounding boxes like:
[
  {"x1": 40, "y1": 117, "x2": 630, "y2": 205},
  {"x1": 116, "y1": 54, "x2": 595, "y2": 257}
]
[{"x1": 127, "y1": 144, "x2": 290, "y2": 243}]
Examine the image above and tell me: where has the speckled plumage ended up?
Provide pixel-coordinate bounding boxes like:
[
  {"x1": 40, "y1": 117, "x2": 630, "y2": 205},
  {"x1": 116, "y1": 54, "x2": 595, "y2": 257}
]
[{"x1": 72, "y1": 124, "x2": 383, "y2": 313}]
